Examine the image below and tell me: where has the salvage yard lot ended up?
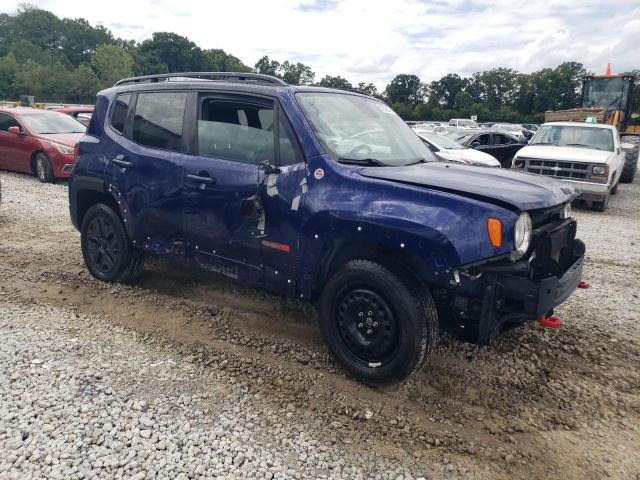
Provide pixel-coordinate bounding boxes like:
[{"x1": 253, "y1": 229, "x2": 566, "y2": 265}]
[{"x1": 0, "y1": 171, "x2": 639, "y2": 480}]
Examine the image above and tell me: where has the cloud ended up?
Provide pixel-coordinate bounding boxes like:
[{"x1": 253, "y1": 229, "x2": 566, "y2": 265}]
[{"x1": 1, "y1": 0, "x2": 637, "y2": 89}]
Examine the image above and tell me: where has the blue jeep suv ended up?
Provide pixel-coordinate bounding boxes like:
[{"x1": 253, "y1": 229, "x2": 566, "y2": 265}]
[{"x1": 69, "y1": 72, "x2": 585, "y2": 384}]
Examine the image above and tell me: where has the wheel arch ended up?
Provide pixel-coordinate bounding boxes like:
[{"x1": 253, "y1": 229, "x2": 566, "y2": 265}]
[
  {"x1": 301, "y1": 230, "x2": 460, "y2": 301},
  {"x1": 69, "y1": 175, "x2": 121, "y2": 231}
]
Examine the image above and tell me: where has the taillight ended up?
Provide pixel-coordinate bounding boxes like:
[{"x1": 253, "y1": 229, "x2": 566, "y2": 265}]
[{"x1": 74, "y1": 143, "x2": 81, "y2": 162}]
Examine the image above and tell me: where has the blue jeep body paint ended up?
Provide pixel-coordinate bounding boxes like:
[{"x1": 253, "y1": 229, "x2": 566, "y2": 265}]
[{"x1": 69, "y1": 77, "x2": 585, "y2": 347}]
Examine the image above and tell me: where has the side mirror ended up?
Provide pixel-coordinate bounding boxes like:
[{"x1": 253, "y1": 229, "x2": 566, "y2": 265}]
[
  {"x1": 518, "y1": 136, "x2": 527, "y2": 144},
  {"x1": 471, "y1": 141, "x2": 480, "y2": 148},
  {"x1": 8, "y1": 126, "x2": 23, "y2": 135}
]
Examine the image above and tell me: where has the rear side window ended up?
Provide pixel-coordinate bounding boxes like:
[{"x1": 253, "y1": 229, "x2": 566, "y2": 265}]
[
  {"x1": 198, "y1": 99, "x2": 274, "y2": 164},
  {"x1": 110, "y1": 94, "x2": 131, "y2": 134},
  {"x1": 132, "y1": 92, "x2": 187, "y2": 151},
  {"x1": 0, "y1": 112, "x2": 20, "y2": 131}
]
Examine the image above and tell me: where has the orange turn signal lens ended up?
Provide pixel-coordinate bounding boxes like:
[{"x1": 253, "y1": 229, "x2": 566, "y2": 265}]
[{"x1": 487, "y1": 218, "x2": 502, "y2": 248}]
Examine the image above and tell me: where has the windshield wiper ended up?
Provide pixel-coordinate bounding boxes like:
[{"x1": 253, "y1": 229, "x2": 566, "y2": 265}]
[
  {"x1": 337, "y1": 157, "x2": 386, "y2": 167},
  {"x1": 404, "y1": 158, "x2": 431, "y2": 166},
  {"x1": 565, "y1": 143, "x2": 606, "y2": 151}
]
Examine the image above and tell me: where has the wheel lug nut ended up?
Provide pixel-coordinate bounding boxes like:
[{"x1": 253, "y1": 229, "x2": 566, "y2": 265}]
[
  {"x1": 373, "y1": 322, "x2": 378, "y2": 327},
  {"x1": 358, "y1": 323, "x2": 363, "y2": 328},
  {"x1": 366, "y1": 329, "x2": 373, "y2": 335},
  {"x1": 367, "y1": 311, "x2": 373, "y2": 316},
  {"x1": 358, "y1": 312, "x2": 364, "y2": 318}
]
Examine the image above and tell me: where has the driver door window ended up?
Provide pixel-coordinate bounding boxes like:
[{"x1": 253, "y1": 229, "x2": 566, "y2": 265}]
[
  {"x1": 0, "y1": 112, "x2": 21, "y2": 132},
  {"x1": 476, "y1": 134, "x2": 491, "y2": 146},
  {"x1": 197, "y1": 99, "x2": 274, "y2": 164}
]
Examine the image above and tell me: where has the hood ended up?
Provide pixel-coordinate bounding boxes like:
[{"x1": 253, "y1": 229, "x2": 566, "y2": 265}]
[
  {"x1": 442, "y1": 148, "x2": 501, "y2": 167},
  {"x1": 516, "y1": 145, "x2": 612, "y2": 164},
  {"x1": 35, "y1": 132, "x2": 84, "y2": 148},
  {"x1": 358, "y1": 162, "x2": 577, "y2": 211}
]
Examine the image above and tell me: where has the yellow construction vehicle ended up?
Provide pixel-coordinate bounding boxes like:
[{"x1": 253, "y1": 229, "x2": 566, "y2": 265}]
[{"x1": 546, "y1": 72, "x2": 639, "y2": 183}]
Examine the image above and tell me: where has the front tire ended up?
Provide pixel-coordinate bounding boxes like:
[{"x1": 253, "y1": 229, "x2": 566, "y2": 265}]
[
  {"x1": 34, "y1": 153, "x2": 53, "y2": 183},
  {"x1": 319, "y1": 260, "x2": 438, "y2": 385},
  {"x1": 80, "y1": 204, "x2": 144, "y2": 283},
  {"x1": 620, "y1": 139, "x2": 638, "y2": 184}
]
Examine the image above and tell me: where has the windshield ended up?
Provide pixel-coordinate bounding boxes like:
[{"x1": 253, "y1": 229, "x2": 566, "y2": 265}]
[
  {"x1": 419, "y1": 131, "x2": 464, "y2": 149},
  {"x1": 582, "y1": 77, "x2": 632, "y2": 112},
  {"x1": 530, "y1": 125, "x2": 614, "y2": 151},
  {"x1": 296, "y1": 93, "x2": 435, "y2": 166},
  {"x1": 458, "y1": 119, "x2": 479, "y2": 128},
  {"x1": 21, "y1": 113, "x2": 86, "y2": 134},
  {"x1": 446, "y1": 131, "x2": 474, "y2": 144}
]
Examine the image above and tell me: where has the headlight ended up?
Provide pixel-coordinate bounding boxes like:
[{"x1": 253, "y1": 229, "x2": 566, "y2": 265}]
[
  {"x1": 560, "y1": 202, "x2": 571, "y2": 219},
  {"x1": 514, "y1": 212, "x2": 532, "y2": 257},
  {"x1": 54, "y1": 143, "x2": 74, "y2": 155},
  {"x1": 592, "y1": 165, "x2": 606, "y2": 176}
]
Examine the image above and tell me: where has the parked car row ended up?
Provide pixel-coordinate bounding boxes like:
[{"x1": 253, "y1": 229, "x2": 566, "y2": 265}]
[
  {"x1": 408, "y1": 117, "x2": 637, "y2": 212},
  {"x1": 0, "y1": 107, "x2": 87, "y2": 182}
]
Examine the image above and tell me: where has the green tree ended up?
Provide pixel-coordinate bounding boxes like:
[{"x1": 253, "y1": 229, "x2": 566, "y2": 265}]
[
  {"x1": 356, "y1": 82, "x2": 379, "y2": 97},
  {"x1": 253, "y1": 56, "x2": 314, "y2": 84},
  {"x1": 68, "y1": 63, "x2": 100, "y2": 103},
  {"x1": 61, "y1": 18, "x2": 114, "y2": 66},
  {"x1": 9, "y1": 5, "x2": 63, "y2": 51},
  {"x1": 204, "y1": 49, "x2": 251, "y2": 72},
  {"x1": 136, "y1": 32, "x2": 210, "y2": 74},
  {"x1": 0, "y1": 53, "x2": 19, "y2": 99},
  {"x1": 384, "y1": 74, "x2": 426, "y2": 106},
  {"x1": 428, "y1": 73, "x2": 467, "y2": 109},
  {"x1": 279, "y1": 61, "x2": 315, "y2": 85},
  {"x1": 318, "y1": 75, "x2": 352, "y2": 89},
  {"x1": 91, "y1": 43, "x2": 134, "y2": 88},
  {"x1": 254, "y1": 55, "x2": 281, "y2": 76}
]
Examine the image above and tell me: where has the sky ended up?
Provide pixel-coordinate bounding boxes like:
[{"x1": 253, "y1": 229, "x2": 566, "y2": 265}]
[{"x1": 3, "y1": 0, "x2": 639, "y2": 88}]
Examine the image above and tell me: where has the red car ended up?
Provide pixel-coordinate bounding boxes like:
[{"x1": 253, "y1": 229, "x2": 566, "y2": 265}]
[
  {"x1": 0, "y1": 107, "x2": 86, "y2": 182},
  {"x1": 52, "y1": 106, "x2": 94, "y2": 126}
]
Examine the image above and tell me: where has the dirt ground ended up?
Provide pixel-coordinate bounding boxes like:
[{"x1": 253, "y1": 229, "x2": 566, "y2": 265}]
[{"x1": 0, "y1": 170, "x2": 639, "y2": 479}]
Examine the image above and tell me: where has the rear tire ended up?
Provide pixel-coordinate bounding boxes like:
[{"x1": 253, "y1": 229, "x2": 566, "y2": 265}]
[
  {"x1": 34, "y1": 153, "x2": 53, "y2": 183},
  {"x1": 81, "y1": 204, "x2": 144, "y2": 283},
  {"x1": 318, "y1": 259, "x2": 438, "y2": 385},
  {"x1": 620, "y1": 136, "x2": 639, "y2": 184}
]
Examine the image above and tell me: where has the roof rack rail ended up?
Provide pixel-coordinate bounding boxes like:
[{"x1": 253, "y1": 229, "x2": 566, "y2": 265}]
[{"x1": 114, "y1": 72, "x2": 287, "y2": 87}]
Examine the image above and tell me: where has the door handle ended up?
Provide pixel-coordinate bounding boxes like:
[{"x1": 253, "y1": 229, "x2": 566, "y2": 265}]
[
  {"x1": 112, "y1": 155, "x2": 133, "y2": 169},
  {"x1": 186, "y1": 174, "x2": 215, "y2": 184}
]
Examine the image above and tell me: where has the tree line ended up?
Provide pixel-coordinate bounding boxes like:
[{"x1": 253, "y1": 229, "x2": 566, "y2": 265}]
[{"x1": 0, "y1": 5, "x2": 636, "y2": 123}]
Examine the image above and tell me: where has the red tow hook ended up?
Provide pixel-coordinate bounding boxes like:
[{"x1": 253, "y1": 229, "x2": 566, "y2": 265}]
[
  {"x1": 578, "y1": 280, "x2": 590, "y2": 289},
  {"x1": 537, "y1": 314, "x2": 562, "y2": 329}
]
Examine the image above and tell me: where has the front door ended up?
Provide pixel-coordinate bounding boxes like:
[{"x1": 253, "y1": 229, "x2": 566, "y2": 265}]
[
  {"x1": 182, "y1": 93, "x2": 307, "y2": 292},
  {"x1": 0, "y1": 112, "x2": 30, "y2": 172},
  {"x1": 491, "y1": 133, "x2": 522, "y2": 168}
]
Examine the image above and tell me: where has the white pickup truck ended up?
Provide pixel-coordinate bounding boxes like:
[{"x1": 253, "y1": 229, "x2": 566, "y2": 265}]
[{"x1": 512, "y1": 122, "x2": 626, "y2": 212}]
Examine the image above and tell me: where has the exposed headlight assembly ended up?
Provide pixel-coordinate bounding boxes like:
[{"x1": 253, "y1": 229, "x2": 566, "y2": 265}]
[{"x1": 513, "y1": 212, "x2": 532, "y2": 258}]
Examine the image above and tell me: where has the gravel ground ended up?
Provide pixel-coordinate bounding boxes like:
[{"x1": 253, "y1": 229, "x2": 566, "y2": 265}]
[{"x1": 0, "y1": 170, "x2": 639, "y2": 480}]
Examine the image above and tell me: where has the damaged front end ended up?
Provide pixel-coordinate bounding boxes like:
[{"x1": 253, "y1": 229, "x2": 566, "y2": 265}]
[{"x1": 435, "y1": 216, "x2": 585, "y2": 344}]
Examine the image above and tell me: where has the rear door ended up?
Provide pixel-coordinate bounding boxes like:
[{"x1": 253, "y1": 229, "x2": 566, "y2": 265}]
[{"x1": 107, "y1": 91, "x2": 189, "y2": 250}]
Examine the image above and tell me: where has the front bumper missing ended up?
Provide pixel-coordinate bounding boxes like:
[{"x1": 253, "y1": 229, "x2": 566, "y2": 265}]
[{"x1": 472, "y1": 239, "x2": 585, "y2": 344}]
